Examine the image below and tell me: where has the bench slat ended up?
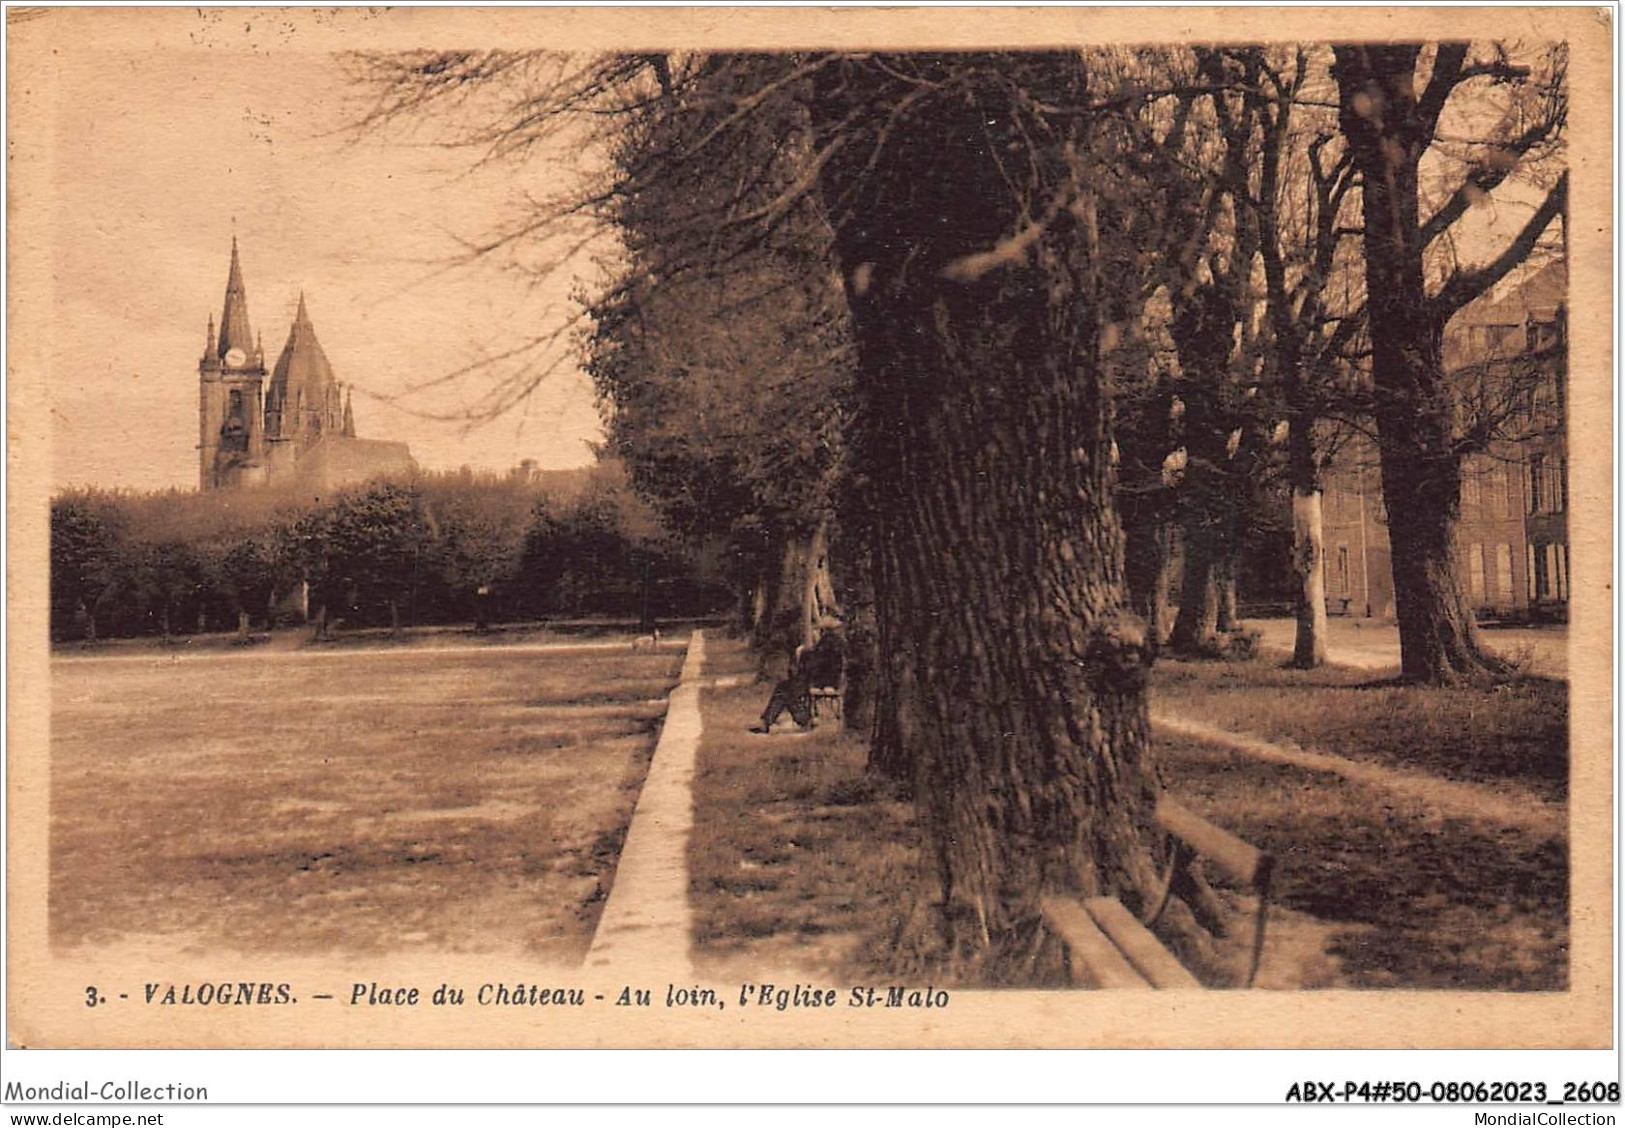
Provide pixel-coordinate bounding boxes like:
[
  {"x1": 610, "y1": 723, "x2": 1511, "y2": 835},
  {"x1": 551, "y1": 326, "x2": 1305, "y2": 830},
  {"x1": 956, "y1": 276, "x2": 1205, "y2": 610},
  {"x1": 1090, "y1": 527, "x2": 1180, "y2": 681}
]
[
  {"x1": 1083, "y1": 897, "x2": 1203, "y2": 989},
  {"x1": 1040, "y1": 896, "x2": 1151, "y2": 989},
  {"x1": 1155, "y1": 799, "x2": 1267, "y2": 889}
]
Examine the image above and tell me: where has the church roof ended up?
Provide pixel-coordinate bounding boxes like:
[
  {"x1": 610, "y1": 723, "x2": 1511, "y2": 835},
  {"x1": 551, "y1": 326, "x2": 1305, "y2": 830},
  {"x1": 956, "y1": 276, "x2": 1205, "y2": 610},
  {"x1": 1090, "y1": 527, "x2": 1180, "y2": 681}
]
[
  {"x1": 217, "y1": 237, "x2": 255, "y2": 362},
  {"x1": 268, "y1": 292, "x2": 336, "y2": 408}
]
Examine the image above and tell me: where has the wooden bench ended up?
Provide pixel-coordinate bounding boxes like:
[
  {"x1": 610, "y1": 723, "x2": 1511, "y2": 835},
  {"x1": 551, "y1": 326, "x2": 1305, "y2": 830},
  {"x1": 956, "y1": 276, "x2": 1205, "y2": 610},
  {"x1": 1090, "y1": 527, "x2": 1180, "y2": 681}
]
[
  {"x1": 807, "y1": 668, "x2": 845, "y2": 730},
  {"x1": 1040, "y1": 798, "x2": 1275, "y2": 989}
]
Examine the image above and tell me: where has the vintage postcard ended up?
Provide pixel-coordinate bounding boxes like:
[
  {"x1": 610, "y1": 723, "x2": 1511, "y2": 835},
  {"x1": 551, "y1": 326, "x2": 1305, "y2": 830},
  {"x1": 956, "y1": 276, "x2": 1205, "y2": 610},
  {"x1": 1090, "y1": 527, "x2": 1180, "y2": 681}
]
[{"x1": 5, "y1": 5, "x2": 1612, "y2": 1066}]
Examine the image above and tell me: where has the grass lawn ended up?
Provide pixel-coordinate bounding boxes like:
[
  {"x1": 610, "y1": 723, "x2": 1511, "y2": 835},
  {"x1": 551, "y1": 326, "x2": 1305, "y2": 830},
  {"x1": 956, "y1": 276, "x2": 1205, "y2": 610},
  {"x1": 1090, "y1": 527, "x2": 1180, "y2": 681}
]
[
  {"x1": 51, "y1": 644, "x2": 682, "y2": 960},
  {"x1": 687, "y1": 641, "x2": 1567, "y2": 989},
  {"x1": 1151, "y1": 659, "x2": 1568, "y2": 803},
  {"x1": 686, "y1": 638, "x2": 927, "y2": 981},
  {"x1": 1157, "y1": 730, "x2": 1567, "y2": 990}
]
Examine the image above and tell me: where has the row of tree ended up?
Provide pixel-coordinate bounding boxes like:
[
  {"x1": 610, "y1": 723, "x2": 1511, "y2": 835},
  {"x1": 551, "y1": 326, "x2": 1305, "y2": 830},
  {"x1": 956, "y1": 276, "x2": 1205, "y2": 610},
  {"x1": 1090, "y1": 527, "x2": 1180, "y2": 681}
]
[
  {"x1": 346, "y1": 42, "x2": 1567, "y2": 975},
  {"x1": 50, "y1": 464, "x2": 726, "y2": 642}
]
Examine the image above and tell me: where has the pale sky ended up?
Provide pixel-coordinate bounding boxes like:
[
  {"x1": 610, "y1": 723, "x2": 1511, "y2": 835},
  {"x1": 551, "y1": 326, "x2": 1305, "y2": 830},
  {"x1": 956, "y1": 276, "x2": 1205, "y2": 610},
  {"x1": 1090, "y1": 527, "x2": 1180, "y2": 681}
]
[
  {"x1": 14, "y1": 14, "x2": 1567, "y2": 495},
  {"x1": 24, "y1": 20, "x2": 608, "y2": 493}
]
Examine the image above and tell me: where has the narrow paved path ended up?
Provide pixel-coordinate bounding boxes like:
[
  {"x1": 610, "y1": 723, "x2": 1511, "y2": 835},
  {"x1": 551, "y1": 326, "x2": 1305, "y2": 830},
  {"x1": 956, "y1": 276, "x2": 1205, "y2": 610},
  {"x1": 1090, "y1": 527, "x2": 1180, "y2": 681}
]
[
  {"x1": 583, "y1": 631, "x2": 707, "y2": 978},
  {"x1": 50, "y1": 637, "x2": 678, "y2": 667},
  {"x1": 1151, "y1": 710, "x2": 1564, "y2": 838}
]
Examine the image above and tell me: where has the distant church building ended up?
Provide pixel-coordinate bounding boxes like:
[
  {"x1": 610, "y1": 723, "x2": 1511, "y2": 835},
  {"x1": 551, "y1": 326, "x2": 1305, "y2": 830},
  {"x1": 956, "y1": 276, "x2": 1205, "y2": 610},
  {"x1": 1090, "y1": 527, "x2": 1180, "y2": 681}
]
[{"x1": 198, "y1": 238, "x2": 414, "y2": 491}]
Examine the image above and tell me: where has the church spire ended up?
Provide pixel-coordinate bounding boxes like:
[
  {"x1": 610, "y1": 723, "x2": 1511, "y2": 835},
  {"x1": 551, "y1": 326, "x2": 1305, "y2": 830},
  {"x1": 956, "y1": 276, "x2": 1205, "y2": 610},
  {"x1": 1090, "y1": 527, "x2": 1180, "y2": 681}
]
[
  {"x1": 268, "y1": 288, "x2": 338, "y2": 453},
  {"x1": 203, "y1": 314, "x2": 216, "y2": 360},
  {"x1": 342, "y1": 387, "x2": 356, "y2": 437},
  {"x1": 217, "y1": 236, "x2": 255, "y2": 363}
]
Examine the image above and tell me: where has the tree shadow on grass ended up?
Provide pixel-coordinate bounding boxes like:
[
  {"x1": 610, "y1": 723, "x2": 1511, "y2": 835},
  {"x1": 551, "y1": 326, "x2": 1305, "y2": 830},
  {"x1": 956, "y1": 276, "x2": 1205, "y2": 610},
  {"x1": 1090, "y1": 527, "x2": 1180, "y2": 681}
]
[
  {"x1": 1154, "y1": 661, "x2": 1568, "y2": 802},
  {"x1": 1162, "y1": 737, "x2": 1568, "y2": 990}
]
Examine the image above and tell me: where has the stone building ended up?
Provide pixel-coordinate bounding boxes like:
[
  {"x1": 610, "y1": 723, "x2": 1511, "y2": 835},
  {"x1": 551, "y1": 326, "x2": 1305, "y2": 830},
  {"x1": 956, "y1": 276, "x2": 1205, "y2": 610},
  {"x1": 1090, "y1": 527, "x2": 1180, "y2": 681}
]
[
  {"x1": 1319, "y1": 259, "x2": 1568, "y2": 620},
  {"x1": 198, "y1": 239, "x2": 414, "y2": 491}
]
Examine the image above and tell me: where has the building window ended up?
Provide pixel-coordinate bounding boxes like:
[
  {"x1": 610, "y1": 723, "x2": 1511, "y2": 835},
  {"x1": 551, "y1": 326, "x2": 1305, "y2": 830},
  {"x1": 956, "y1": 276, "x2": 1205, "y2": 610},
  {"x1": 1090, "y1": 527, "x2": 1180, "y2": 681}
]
[
  {"x1": 1463, "y1": 470, "x2": 1480, "y2": 514},
  {"x1": 1527, "y1": 543, "x2": 1538, "y2": 601},
  {"x1": 1528, "y1": 454, "x2": 1545, "y2": 514},
  {"x1": 1546, "y1": 543, "x2": 1561, "y2": 603},
  {"x1": 1468, "y1": 544, "x2": 1486, "y2": 601},
  {"x1": 1496, "y1": 544, "x2": 1514, "y2": 605},
  {"x1": 1337, "y1": 546, "x2": 1350, "y2": 596}
]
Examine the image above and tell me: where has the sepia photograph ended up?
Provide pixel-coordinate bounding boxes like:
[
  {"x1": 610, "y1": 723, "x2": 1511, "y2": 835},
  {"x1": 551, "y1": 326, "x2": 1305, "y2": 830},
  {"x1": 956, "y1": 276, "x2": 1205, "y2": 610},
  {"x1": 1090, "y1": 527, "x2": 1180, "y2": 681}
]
[{"x1": 3, "y1": 3, "x2": 1613, "y2": 1089}]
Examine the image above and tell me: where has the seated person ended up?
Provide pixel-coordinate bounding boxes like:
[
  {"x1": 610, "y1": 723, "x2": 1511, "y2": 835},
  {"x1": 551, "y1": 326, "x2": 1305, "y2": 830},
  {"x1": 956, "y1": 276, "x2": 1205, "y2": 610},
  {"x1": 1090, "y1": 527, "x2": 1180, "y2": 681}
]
[{"x1": 752, "y1": 616, "x2": 845, "y2": 733}]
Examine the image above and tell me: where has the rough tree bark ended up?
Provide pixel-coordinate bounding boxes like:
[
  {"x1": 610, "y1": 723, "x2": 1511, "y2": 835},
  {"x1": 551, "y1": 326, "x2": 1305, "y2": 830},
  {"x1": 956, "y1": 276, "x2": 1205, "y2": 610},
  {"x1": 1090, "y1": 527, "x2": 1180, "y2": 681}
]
[
  {"x1": 1169, "y1": 516, "x2": 1221, "y2": 653},
  {"x1": 810, "y1": 55, "x2": 1162, "y2": 969},
  {"x1": 1214, "y1": 550, "x2": 1239, "y2": 634},
  {"x1": 801, "y1": 516, "x2": 838, "y2": 647},
  {"x1": 746, "y1": 532, "x2": 792, "y2": 652},
  {"x1": 833, "y1": 541, "x2": 880, "y2": 749},
  {"x1": 1122, "y1": 508, "x2": 1176, "y2": 650},
  {"x1": 864, "y1": 537, "x2": 916, "y2": 784}
]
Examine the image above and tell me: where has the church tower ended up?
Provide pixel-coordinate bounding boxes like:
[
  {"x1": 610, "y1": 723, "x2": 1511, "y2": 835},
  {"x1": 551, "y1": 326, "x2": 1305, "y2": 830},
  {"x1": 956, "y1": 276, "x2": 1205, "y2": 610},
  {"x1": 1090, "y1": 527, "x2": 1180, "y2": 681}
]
[
  {"x1": 191, "y1": 236, "x2": 409, "y2": 493},
  {"x1": 198, "y1": 238, "x2": 268, "y2": 489}
]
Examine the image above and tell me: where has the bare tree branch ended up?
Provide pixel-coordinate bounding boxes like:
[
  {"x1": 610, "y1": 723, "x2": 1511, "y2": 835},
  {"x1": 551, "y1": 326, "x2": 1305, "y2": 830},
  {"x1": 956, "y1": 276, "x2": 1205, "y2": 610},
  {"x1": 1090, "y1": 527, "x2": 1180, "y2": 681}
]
[
  {"x1": 1431, "y1": 168, "x2": 1567, "y2": 317},
  {"x1": 1417, "y1": 42, "x2": 1470, "y2": 133}
]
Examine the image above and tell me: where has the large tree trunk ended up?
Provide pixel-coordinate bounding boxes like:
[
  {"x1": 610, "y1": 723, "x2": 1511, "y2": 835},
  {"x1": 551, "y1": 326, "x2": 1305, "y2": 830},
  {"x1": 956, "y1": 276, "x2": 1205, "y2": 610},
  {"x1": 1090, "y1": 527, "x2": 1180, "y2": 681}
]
[
  {"x1": 747, "y1": 571, "x2": 769, "y2": 635},
  {"x1": 746, "y1": 534, "x2": 784, "y2": 650},
  {"x1": 802, "y1": 516, "x2": 839, "y2": 647},
  {"x1": 866, "y1": 633, "x2": 916, "y2": 786},
  {"x1": 1335, "y1": 45, "x2": 1506, "y2": 683},
  {"x1": 1291, "y1": 489, "x2": 1330, "y2": 667},
  {"x1": 1148, "y1": 527, "x2": 1177, "y2": 646},
  {"x1": 812, "y1": 56, "x2": 1162, "y2": 969},
  {"x1": 1288, "y1": 414, "x2": 1328, "y2": 668},
  {"x1": 1169, "y1": 520, "x2": 1220, "y2": 654},
  {"x1": 856, "y1": 526, "x2": 911, "y2": 783},
  {"x1": 1121, "y1": 496, "x2": 1175, "y2": 651},
  {"x1": 1214, "y1": 548, "x2": 1239, "y2": 634},
  {"x1": 1383, "y1": 457, "x2": 1498, "y2": 681},
  {"x1": 835, "y1": 543, "x2": 880, "y2": 748},
  {"x1": 776, "y1": 536, "x2": 809, "y2": 655}
]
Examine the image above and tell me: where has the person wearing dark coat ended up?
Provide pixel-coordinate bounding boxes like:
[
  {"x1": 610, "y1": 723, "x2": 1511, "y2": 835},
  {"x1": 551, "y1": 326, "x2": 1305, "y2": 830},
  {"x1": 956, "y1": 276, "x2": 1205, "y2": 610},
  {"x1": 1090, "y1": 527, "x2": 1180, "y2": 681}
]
[{"x1": 752, "y1": 617, "x2": 844, "y2": 732}]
